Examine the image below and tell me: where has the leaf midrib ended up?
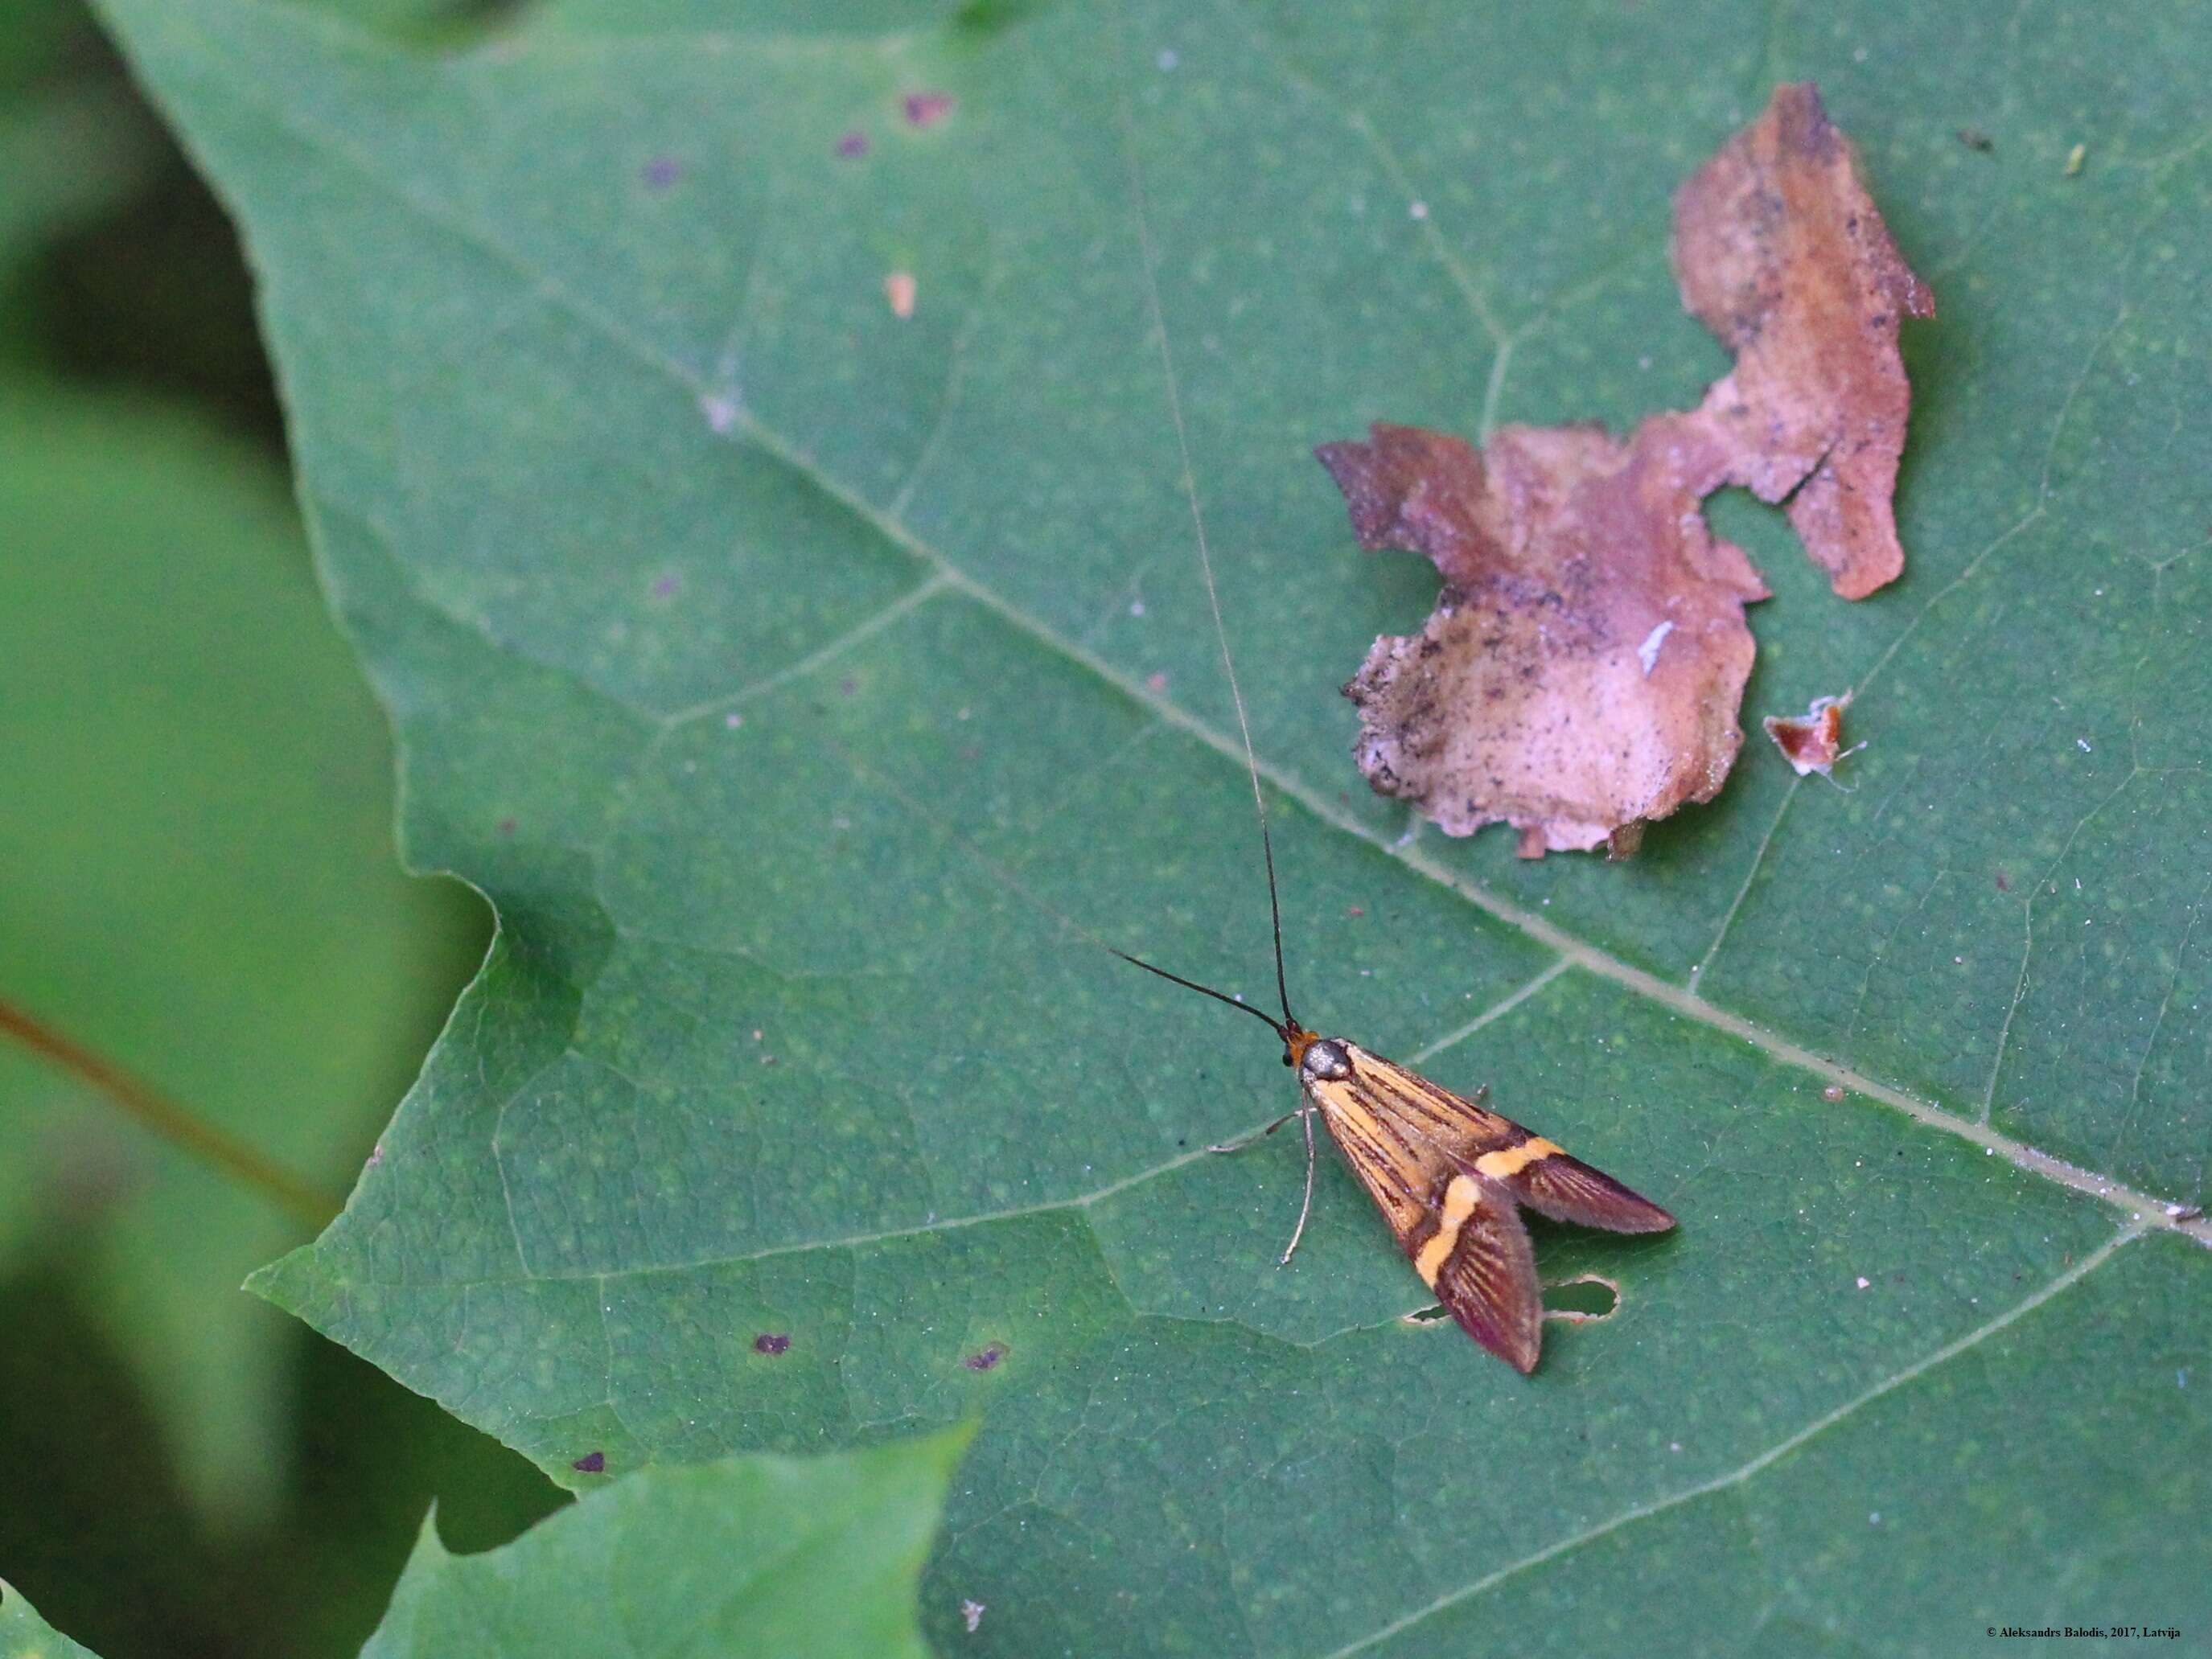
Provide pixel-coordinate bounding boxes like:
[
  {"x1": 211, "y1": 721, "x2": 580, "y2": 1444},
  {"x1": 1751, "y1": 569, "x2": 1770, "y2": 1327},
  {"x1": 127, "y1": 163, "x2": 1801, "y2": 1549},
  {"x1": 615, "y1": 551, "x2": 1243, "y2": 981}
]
[{"x1": 204, "y1": 0, "x2": 2208, "y2": 1251}]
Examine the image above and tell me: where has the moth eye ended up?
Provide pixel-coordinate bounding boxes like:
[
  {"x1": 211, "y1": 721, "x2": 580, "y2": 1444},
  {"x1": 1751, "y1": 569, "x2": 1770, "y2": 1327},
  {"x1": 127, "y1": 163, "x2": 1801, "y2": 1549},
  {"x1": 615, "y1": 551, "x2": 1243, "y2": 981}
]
[{"x1": 1281, "y1": 1050, "x2": 1294, "y2": 1067}]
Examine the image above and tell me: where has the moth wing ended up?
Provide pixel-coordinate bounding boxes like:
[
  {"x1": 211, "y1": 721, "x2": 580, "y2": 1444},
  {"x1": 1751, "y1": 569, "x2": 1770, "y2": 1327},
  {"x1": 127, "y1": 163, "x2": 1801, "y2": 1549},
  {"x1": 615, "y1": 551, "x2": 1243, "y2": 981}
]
[
  {"x1": 1502, "y1": 1150, "x2": 1675, "y2": 1234},
  {"x1": 1309, "y1": 1044, "x2": 1676, "y2": 1373},
  {"x1": 1427, "y1": 1177, "x2": 1543, "y2": 1374},
  {"x1": 1309, "y1": 1048, "x2": 1546, "y2": 1373},
  {"x1": 1328, "y1": 1047, "x2": 1523, "y2": 1171},
  {"x1": 1347, "y1": 1047, "x2": 1675, "y2": 1235},
  {"x1": 1304, "y1": 1064, "x2": 1437, "y2": 1247}
]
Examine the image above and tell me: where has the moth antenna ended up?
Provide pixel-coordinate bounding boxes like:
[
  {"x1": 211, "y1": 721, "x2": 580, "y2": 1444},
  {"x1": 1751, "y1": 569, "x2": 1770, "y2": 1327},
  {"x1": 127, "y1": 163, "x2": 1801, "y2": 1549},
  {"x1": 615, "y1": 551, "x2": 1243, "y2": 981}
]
[
  {"x1": 1257, "y1": 814, "x2": 1292, "y2": 1033},
  {"x1": 1116, "y1": 83, "x2": 1299, "y2": 1034},
  {"x1": 1109, "y1": 949, "x2": 1287, "y2": 1041}
]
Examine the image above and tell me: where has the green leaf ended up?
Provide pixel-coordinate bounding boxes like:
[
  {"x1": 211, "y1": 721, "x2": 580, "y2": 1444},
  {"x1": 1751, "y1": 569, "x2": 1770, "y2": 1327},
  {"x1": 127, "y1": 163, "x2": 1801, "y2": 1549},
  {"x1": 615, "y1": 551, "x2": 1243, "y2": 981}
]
[
  {"x1": 360, "y1": 1428, "x2": 965, "y2": 1658},
  {"x1": 101, "y1": 0, "x2": 2211, "y2": 1649},
  {"x1": 0, "y1": 380, "x2": 485, "y2": 1524},
  {"x1": 0, "y1": 1579, "x2": 101, "y2": 1659}
]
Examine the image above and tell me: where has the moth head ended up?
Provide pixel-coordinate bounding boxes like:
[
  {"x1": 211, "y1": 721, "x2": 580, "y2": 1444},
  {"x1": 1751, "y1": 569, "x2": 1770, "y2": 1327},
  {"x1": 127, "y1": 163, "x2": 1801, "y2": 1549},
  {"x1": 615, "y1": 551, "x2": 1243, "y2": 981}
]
[{"x1": 1298, "y1": 1037, "x2": 1353, "y2": 1082}]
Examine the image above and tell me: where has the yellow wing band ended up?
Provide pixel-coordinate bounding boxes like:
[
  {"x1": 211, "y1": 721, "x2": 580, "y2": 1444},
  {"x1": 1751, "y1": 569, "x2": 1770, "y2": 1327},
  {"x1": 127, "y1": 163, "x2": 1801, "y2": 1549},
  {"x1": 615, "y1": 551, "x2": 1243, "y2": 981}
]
[
  {"x1": 1412, "y1": 1174, "x2": 1484, "y2": 1287},
  {"x1": 1474, "y1": 1136, "x2": 1561, "y2": 1181}
]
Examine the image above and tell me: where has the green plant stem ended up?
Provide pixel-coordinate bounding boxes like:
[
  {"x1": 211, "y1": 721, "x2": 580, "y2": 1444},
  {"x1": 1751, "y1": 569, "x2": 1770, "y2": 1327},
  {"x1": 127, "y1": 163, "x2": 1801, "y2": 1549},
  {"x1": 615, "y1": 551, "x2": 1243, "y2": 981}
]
[{"x1": 0, "y1": 994, "x2": 341, "y2": 1229}]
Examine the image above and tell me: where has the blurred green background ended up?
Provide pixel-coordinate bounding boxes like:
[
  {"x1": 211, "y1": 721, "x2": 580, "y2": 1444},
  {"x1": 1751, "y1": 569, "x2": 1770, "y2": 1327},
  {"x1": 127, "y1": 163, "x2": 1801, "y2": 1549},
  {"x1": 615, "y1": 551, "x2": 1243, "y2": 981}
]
[{"x1": 0, "y1": 2, "x2": 565, "y2": 1653}]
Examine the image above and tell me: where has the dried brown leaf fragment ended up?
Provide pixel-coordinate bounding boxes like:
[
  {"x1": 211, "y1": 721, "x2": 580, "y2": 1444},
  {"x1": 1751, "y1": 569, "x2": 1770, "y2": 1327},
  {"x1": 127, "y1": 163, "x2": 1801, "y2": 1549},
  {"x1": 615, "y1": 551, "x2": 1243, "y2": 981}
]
[
  {"x1": 1318, "y1": 84, "x2": 1928, "y2": 856},
  {"x1": 1762, "y1": 690, "x2": 1857, "y2": 777},
  {"x1": 1320, "y1": 420, "x2": 1766, "y2": 856},
  {"x1": 1672, "y1": 82, "x2": 1933, "y2": 600}
]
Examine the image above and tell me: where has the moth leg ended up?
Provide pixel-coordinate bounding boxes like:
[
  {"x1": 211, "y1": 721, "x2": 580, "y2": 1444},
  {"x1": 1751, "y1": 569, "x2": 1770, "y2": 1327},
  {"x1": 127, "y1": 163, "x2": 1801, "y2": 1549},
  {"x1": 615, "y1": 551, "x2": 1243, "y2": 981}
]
[
  {"x1": 1276, "y1": 1107, "x2": 1319, "y2": 1268},
  {"x1": 1207, "y1": 1107, "x2": 1304, "y2": 1155}
]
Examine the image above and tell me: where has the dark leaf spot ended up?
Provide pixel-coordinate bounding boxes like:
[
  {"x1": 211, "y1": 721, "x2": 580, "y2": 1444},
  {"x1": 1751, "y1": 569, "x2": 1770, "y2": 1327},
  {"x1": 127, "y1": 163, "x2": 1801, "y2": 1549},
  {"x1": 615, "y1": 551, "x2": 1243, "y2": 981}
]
[{"x1": 903, "y1": 91, "x2": 955, "y2": 128}]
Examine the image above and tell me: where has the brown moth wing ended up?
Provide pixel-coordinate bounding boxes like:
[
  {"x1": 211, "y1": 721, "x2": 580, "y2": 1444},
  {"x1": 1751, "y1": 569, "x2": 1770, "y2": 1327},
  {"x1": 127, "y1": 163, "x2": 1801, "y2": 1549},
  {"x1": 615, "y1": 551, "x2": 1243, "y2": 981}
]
[
  {"x1": 1503, "y1": 1148, "x2": 1675, "y2": 1234},
  {"x1": 1302, "y1": 1046, "x2": 1546, "y2": 1371},
  {"x1": 1425, "y1": 1173, "x2": 1544, "y2": 1373},
  {"x1": 1298, "y1": 1044, "x2": 1507, "y2": 1250},
  {"x1": 1325, "y1": 1044, "x2": 1675, "y2": 1234}
]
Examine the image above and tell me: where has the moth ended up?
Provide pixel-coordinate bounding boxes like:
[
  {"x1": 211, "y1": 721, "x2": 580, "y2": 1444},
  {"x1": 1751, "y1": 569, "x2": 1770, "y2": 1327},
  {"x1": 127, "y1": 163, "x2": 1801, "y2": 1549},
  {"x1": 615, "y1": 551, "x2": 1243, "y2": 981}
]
[
  {"x1": 1116, "y1": 943, "x2": 1675, "y2": 1374},
  {"x1": 1112, "y1": 101, "x2": 1676, "y2": 1374}
]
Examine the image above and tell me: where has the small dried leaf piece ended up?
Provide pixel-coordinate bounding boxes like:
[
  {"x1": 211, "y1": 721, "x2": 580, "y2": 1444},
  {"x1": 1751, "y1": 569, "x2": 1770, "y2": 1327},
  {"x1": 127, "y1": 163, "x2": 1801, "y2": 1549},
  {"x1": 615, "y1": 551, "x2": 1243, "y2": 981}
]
[
  {"x1": 1319, "y1": 84, "x2": 1927, "y2": 855},
  {"x1": 1762, "y1": 691, "x2": 1855, "y2": 776}
]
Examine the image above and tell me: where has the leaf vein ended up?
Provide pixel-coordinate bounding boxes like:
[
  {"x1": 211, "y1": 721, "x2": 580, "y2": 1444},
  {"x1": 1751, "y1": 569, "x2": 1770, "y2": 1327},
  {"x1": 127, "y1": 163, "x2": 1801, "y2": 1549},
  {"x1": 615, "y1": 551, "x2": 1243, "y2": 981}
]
[{"x1": 1320, "y1": 1222, "x2": 2148, "y2": 1658}]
